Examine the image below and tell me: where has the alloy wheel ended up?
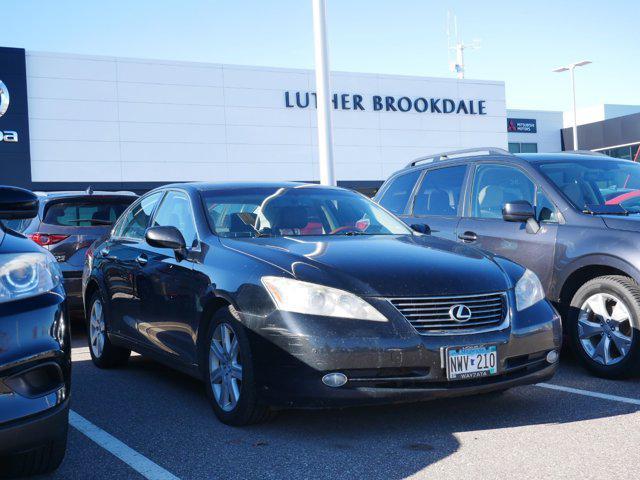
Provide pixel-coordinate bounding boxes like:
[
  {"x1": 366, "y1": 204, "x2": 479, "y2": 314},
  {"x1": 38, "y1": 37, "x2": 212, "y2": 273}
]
[
  {"x1": 578, "y1": 293, "x2": 633, "y2": 365},
  {"x1": 89, "y1": 299, "x2": 106, "y2": 358},
  {"x1": 209, "y1": 323, "x2": 243, "y2": 412}
]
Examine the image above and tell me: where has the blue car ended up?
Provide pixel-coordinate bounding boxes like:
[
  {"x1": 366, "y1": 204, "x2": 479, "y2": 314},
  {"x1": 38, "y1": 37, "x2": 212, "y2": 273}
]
[{"x1": 0, "y1": 186, "x2": 70, "y2": 477}]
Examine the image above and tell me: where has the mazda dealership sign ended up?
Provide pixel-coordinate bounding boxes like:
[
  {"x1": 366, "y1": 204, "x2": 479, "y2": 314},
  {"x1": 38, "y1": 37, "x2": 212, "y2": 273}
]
[{"x1": 0, "y1": 47, "x2": 31, "y2": 187}]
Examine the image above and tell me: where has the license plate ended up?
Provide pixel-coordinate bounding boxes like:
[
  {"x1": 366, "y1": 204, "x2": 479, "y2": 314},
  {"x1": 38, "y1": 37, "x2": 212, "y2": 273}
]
[{"x1": 446, "y1": 345, "x2": 498, "y2": 380}]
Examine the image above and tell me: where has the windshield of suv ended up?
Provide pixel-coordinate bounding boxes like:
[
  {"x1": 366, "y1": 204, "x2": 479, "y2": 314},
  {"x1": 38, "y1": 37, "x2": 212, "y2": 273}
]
[
  {"x1": 536, "y1": 159, "x2": 640, "y2": 214},
  {"x1": 201, "y1": 186, "x2": 412, "y2": 238}
]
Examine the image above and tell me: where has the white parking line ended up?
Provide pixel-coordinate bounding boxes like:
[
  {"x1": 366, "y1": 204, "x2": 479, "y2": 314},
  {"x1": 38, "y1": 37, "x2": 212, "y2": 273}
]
[
  {"x1": 537, "y1": 382, "x2": 640, "y2": 406},
  {"x1": 69, "y1": 410, "x2": 180, "y2": 480},
  {"x1": 72, "y1": 346, "x2": 140, "y2": 362}
]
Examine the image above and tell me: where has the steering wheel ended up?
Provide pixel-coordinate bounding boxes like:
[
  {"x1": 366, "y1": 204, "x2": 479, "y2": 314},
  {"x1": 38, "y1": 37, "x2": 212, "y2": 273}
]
[{"x1": 330, "y1": 226, "x2": 360, "y2": 235}]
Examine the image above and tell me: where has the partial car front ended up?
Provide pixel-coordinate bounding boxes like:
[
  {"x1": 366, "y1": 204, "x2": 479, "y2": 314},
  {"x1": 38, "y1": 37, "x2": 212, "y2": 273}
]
[
  {"x1": 0, "y1": 200, "x2": 70, "y2": 475},
  {"x1": 226, "y1": 234, "x2": 562, "y2": 408}
]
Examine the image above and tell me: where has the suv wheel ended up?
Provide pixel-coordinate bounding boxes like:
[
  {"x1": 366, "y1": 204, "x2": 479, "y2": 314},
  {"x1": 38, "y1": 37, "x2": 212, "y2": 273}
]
[
  {"x1": 204, "y1": 306, "x2": 273, "y2": 426},
  {"x1": 87, "y1": 292, "x2": 131, "y2": 368},
  {"x1": 568, "y1": 275, "x2": 640, "y2": 378}
]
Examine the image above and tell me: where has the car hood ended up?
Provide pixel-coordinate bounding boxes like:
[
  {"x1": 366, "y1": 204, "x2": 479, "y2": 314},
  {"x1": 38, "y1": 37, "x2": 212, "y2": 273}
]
[
  {"x1": 220, "y1": 234, "x2": 512, "y2": 297},
  {"x1": 601, "y1": 215, "x2": 640, "y2": 233}
]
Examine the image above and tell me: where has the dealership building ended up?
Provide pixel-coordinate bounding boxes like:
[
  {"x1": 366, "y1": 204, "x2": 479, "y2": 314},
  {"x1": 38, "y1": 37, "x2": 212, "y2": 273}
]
[{"x1": 0, "y1": 46, "x2": 638, "y2": 192}]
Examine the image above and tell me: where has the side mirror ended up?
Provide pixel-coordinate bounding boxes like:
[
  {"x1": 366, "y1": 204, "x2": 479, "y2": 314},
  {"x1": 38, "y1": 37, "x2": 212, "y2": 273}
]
[
  {"x1": 410, "y1": 223, "x2": 431, "y2": 235},
  {"x1": 0, "y1": 186, "x2": 38, "y2": 220},
  {"x1": 502, "y1": 201, "x2": 535, "y2": 223},
  {"x1": 145, "y1": 226, "x2": 187, "y2": 260}
]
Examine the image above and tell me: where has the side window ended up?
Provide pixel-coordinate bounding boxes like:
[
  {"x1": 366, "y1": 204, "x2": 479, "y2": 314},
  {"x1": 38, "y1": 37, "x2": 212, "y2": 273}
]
[
  {"x1": 115, "y1": 192, "x2": 163, "y2": 240},
  {"x1": 536, "y1": 188, "x2": 558, "y2": 223},
  {"x1": 412, "y1": 165, "x2": 466, "y2": 217},
  {"x1": 472, "y1": 165, "x2": 535, "y2": 219},
  {"x1": 378, "y1": 170, "x2": 421, "y2": 215},
  {"x1": 151, "y1": 191, "x2": 198, "y2": 247}
]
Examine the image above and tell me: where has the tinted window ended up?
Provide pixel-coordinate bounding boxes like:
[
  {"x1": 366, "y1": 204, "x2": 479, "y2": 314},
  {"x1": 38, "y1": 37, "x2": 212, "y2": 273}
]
[
  {"x1": 412, "y1": 165, "x2": 466, "y2": 217},
  {"x1": 472, "y1": 165, "x2": 535, "y2": 219},
  {"x1": 151, "y1": 191, "x2": 198, "y2": 247},
  {"x1": 43, "y1": 198, "x2": 133, "y2": 227},
  {"x1": 378, "y1": 170, "x2": 421, "y2": 214},
  {"x1": 536, "y1": 189, "x2": 558, "y2": 223},
  {"x1": 201, "y1": 187, "x2": 411, "y2": 238},
  {"x1": 115, "y1": 192, "x2": 163, "y2": 240},
  {"x1": 537, "y1": 159, "x2": 640, "y2": 213}
]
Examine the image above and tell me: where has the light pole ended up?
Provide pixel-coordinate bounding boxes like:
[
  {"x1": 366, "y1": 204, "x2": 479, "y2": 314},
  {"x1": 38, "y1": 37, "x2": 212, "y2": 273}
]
[
  {"x1": 311, "y1": 0, "x2": 336, "y2": 186},
  {"x1": 552, "y1": 60, "x2": 592, "y2": 151}
]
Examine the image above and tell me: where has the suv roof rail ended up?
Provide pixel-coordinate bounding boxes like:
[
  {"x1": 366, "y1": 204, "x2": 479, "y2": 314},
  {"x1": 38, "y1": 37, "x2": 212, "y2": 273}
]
[{"x1": 406, "y1": 147, "x2": 514, "y2": 168}]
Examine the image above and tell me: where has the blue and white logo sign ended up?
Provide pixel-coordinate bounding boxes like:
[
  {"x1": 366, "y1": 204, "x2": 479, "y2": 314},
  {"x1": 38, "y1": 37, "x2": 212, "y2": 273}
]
[{"x1": 0, "y1": 81, "x2": 9, "y2": 118}]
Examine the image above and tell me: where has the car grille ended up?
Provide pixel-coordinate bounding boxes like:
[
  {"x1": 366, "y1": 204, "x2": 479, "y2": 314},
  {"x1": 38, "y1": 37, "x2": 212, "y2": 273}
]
[{"x1": 388, "y1": 292, "x2": 507, "y2": 334}]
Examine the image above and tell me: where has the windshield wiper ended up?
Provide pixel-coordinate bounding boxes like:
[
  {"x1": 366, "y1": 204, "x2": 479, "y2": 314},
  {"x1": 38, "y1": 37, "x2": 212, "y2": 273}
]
[{"x1": 340, "y1": 231, "x2": 368, "y2": 236}]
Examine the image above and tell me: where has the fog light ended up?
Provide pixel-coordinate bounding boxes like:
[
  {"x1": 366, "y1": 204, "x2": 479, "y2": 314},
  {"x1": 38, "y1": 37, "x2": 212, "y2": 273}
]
[
  {"x1": 322, "y1": 372, "x2": 347, "y2": 388},
  {"x1": 546, "y1": 350, "x2": 559, "y2": 364}
]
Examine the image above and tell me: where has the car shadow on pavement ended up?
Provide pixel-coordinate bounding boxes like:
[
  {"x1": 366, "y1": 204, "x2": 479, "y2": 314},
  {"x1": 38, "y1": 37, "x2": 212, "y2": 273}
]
[{"x1": 59, "y1": 343, "x2": 640, "y2": 480}]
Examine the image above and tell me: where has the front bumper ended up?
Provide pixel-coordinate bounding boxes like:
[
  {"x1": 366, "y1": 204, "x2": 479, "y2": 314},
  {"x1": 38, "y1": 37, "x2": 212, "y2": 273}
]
[
  {"x1": 245, "y1": 295, "x2": 562, "y2": 408},
  {"x1": 0, "y1": 288, "x2": 71, "y2": 453}
]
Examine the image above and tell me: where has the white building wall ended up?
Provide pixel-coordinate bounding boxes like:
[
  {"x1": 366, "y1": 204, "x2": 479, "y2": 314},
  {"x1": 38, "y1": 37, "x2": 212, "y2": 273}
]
[
  {"x1": 25, "y1": 51, "x2": 507, "y2": 184},
  {"x1": 562, "y1": 104, "x2": 640, "y2": 127},
  {"x1": 507, "y1": 109, "x2": 563, "y2": 152}
]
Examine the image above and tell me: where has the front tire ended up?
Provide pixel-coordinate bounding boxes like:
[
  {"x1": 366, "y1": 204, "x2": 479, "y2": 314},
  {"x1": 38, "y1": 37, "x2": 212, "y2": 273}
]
[
  {"x1": 87, "y1": 292, "x2": 131, "y2": 368},
  {"x1": 0, "y1": 415, "x2": 68, "y2": 478},
  {"x1": 568, "y1": 275, "x2": 640, "y2": 378},
  {"x1": 204, "y1": 306, "x2": 273, "y2": 426}
]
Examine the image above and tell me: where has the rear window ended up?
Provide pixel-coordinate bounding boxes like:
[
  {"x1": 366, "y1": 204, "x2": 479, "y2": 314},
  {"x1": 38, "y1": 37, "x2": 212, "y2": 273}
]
[{"x1": 42, "y1": 198, "x2": 134, "y2": 227}]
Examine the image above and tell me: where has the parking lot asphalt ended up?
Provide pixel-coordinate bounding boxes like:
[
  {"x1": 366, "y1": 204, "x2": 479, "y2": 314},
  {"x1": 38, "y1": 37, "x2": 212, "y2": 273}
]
[{"x1": 39, "y1": 328, "x2": 640, "y2": 480}]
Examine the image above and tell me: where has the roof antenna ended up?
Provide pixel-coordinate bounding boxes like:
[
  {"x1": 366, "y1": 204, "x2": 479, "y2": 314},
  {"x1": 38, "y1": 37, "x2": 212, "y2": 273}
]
[
  {"x1": 447, "y1": 11, "x2": 481, "y2": 79},
  {"x1": 86, "y1": 185, "x2": 94, "y2": 195}
]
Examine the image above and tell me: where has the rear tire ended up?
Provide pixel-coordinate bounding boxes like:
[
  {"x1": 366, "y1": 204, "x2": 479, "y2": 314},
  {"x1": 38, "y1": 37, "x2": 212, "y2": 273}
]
[
  {"x1": 87, "y1": 291, "x2": 131, "y2": 368},
  {"x1": 203, "y1": 306, "x2": 274, "y2": 426},
  {"x1": 0, "y1": 416, "x2": 68, "y2": 478},
  {"x1": 567, "y1": 275, "x2": 640, "y2": 378}
]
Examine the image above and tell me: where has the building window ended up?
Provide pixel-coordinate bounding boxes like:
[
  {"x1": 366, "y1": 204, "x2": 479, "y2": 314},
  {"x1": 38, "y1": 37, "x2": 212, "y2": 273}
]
[{"x1": 508, "y1": 142, "x2": 538, "y2": 154}]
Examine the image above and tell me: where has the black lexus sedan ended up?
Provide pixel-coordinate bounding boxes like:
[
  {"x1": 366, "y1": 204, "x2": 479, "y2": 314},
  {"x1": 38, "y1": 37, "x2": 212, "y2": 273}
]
[
  {"x1": 83, "y1": 182, "x2": 561, "y2": 425},
  {"x1": 0, "y1": 187, "x2": 70, "y2": 476}
]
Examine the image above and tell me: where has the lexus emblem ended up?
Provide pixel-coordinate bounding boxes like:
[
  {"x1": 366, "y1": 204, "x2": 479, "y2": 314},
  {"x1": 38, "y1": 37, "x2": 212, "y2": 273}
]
[
  {"x1": 0, "y1": 81, "x2": 9, "y2": 118},
  {"x1": 449, "y1": 304, "x2": 472, "y2": 323}
]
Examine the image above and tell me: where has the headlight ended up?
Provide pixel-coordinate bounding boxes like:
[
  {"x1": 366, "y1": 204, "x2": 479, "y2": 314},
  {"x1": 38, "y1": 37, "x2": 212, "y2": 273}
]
[
  {"x1": 514, "y1": 269, "x2": 545, "y2": 311},
  {"x1": 0, "y1": 253, "x2": 62, "y2": 304},
  {"x1": 261, "y1": 276, "x2": 387, "y2": 321}
]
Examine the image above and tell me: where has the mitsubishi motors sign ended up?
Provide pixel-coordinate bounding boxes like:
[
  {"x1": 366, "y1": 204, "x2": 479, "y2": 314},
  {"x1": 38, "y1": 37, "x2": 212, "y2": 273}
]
[{"x1": 507, "y1": 118, "x2": 537, "y2": 133}]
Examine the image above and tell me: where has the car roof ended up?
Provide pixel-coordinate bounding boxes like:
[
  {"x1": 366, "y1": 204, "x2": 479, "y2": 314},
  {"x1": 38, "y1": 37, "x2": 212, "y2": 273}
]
[
  {"x1": 35, "y1": 190, "x2": 137, "y2": 197},
  {"x1": 156, "y1": 181, "x2": 346, "y2": 193},
  {"x1": 515, "y1": 152, "x2": 614, "y2": 163}
]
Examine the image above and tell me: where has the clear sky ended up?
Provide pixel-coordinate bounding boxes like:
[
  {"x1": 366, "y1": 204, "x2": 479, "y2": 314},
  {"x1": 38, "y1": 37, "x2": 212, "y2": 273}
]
[{"x1": 1, "y1": 0, "x2": 638, "y2": 112}]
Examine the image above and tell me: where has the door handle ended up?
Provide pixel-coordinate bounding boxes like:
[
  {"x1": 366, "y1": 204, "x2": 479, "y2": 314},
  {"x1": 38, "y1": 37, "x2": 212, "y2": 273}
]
[
  {"x1": 458, "y1": 231, "x2": 477, "y2": 243},
  {"x1": 135, "y1": 254, "x2": 148, "y2": 266}
]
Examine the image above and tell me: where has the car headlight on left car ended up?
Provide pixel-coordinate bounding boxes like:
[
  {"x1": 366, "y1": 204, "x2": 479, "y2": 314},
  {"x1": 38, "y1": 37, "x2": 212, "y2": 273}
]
[
  {"x1": 261, "y1": 276, "x2": 387, "y2": 321},
  {"x1": 514, "y1": 269, "x2": 545, "y2": 311},
  {"x1": 0, "y1": 252, "x2": 62, "y2": 304}
]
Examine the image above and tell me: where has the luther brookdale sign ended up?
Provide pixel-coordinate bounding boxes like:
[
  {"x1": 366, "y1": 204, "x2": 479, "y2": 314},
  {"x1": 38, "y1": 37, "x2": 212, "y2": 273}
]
[{"x1": 285, "y1": 91, "x2": 487, "y2": 115}]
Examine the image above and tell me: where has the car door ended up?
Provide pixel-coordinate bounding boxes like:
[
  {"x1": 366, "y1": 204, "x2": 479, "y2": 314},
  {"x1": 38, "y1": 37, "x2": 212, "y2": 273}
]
[
  {"x1": 403, "y1": 164, "x2": 468, "y2": 242},
  {"x1": 375, "y1": 169, "x2": 422, "y2": 222},
  {"x1": 133, "y1": 190, "x2": 202, "y2": 364},
  {"x1": 456, "y1": 163, "x2": 559, "y2": 293},
  {"x1": 101, "y1": 192, "x2": 164, "y2": 336}
]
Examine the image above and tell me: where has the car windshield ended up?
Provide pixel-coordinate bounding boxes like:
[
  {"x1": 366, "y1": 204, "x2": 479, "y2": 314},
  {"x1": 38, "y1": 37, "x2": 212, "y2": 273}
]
[
  {"x1": 536, "y1": 159, "x2": 640, "y2": 213},
  {"x1": 201, "y1": 186, "x2": 412, "y2": 238},
  {"x1": 43, "y1": 197, "x2": 134, "y2": 226}
]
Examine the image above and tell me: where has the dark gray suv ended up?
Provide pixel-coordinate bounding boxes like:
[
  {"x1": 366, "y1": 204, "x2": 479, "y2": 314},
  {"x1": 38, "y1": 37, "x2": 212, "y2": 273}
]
[
  {"x1": 375, "y1": 148, "x2": 640, "y2": 378},
  {"x1": 5, "y1": 190, "x2": 137, "y2": 316}
]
